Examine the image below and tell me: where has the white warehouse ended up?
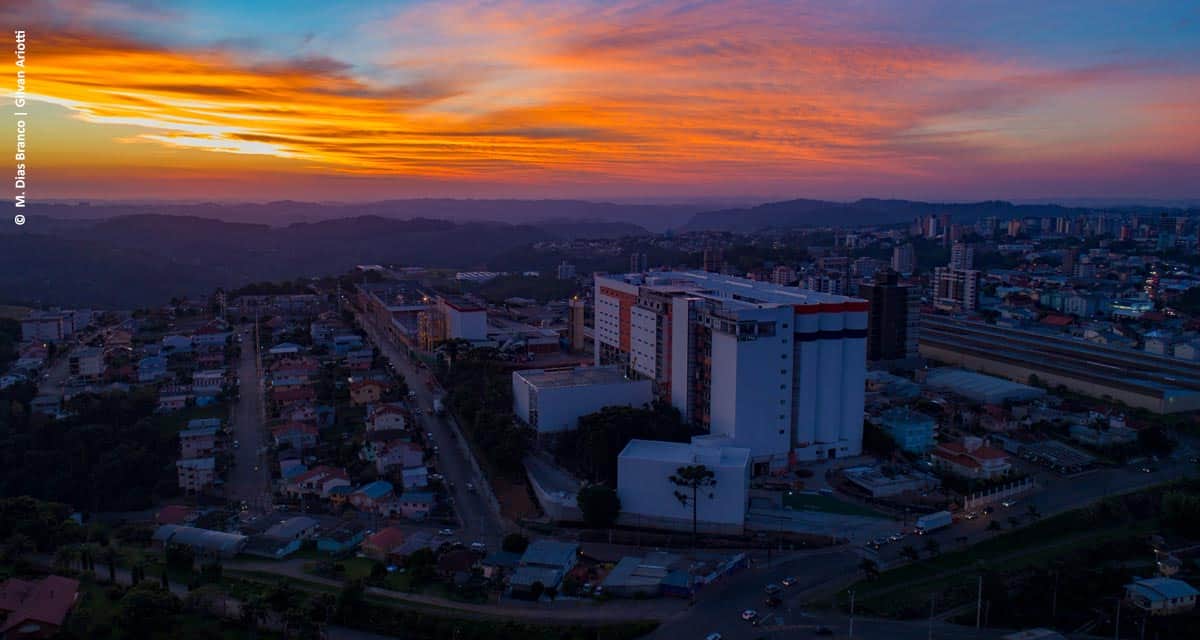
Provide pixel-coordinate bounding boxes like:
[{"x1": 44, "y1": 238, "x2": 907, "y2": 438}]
[
  {"x1": 512, "y1": 366, "x2": 653, "y2": 434},
  {"x1": 617, "y1": 439, "x2": 751, "y2": 535}
]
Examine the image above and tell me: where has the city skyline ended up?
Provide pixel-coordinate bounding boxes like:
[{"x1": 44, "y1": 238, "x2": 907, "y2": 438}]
[{"x1": 10, "y1": 0, "x2": 1200, "y2": 202}]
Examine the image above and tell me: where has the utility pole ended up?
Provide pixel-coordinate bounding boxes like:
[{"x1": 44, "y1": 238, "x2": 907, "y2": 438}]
[
  {"x1": 848, "y1": 589, "x2": 855, "y2": 639},
  {"x1": 928, "y1": 593, "x2": 935, "y2": 640},
  {"x1": 976, "y1": 574, "x2": 983, "y2": 629},
  {"x1": 1114, "y1": 598, "x2": 1121, "y2": 640}
]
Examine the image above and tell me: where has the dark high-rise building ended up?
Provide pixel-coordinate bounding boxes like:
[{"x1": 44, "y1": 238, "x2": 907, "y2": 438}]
[
  {"x1": 859, "y1": 269, "x2": 919, "y2": 363},
  {"x1": 702, "y1": 246, "x2": 724, "y2": 273},
  {"x1": 629, "y1": 252, "x2": 648, "y2": 273}
]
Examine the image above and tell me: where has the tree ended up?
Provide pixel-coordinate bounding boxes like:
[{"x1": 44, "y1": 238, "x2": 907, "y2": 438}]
[
  {"x1": 502, "y1": 533, "x2": 530, "y2": 554},
  {"x1": 576, "y1": 485, "x2": 621, "y2": 529},
  {"x1": 1025, "y1": 504, "x2": 1041, "y2": 520},
  {"x1": 669, "y1": 464, "x2": 716, "y2": 548},
  {"x1": 923, "y1": 538, "x2": 941, "y2": 557},
  {"x1": 859, "y1": 558, "x2": 880, "y2": 581}
]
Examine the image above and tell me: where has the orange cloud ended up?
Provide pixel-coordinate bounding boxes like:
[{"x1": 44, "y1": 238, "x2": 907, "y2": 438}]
[{"x1": 21, "y1": 0, "x2": 1200, "y2": 193}]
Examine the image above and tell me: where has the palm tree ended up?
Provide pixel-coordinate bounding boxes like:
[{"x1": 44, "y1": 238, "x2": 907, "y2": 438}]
[{"x1": 669, "y1": 464, "x2": 717, "y2": 548}]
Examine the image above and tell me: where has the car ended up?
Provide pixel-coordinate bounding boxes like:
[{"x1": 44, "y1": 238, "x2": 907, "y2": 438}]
[
  {"x1": 470, "y1": 542, "x2": 487, "y2": 553},
  {"x1": 426, "y1": 432, "x2": 434, "y2": 440},
  {"x1": 764, "y1": 583, "x2": 782, "y2": 595},
  {"x1": 888, "y1": 532, "x2": 905, "y2": 542},
  {"x1": 781, "y1": 576, "x2": 800, "y2": 587},
  {"x1": 592, "y1": 585, "x2": 603, "y2": 597},
  {"x1": 438, "y1": 528, "x2": 454, "y2": 536},
  {"x1": 964, "y1": 511, "x2": 979, "y2": 520},
  {"x1": 813, "y1": 626, "x2": 834, "y2": 636},
  {"x1": 1001, "y1": 499, "x2": 1017, "y2": 508},
  {"x1": 466, "y1": 483, "x2": 477, "y2": 493},
  {"x1": 705, "y1": 634, "x2": 723, "y2": 640},
  {"x1": 870, "y1": 537, "x2": 889, "y2": 547},
  {"x1": 1141, "y1": 466, "x2": 1155, "y2": 473},
  {"x1": 253, "y1": 465, "x2": 260, "y2": 472},
  {"x1": 740, "y1": 609, "x2": 758, "y2": 622},
  {"x1": 764, "y1": 595, "x2": 782, "y2": 608}
]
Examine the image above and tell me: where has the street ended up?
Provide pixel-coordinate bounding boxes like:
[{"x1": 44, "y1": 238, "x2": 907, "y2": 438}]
[
  {"x1": 353, "y1": 306, "x2": 506, "y2": 549},
  {"x1": 226, "y1": 324, "x2": 272, "y2": 513}
]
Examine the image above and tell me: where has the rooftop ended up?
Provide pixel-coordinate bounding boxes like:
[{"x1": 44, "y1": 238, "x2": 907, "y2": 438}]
[
  {"x1": 521, "y1": 539, "x2": 579, "y2": 569},
  {"x1": 619, "y1": 438, "x2": 751, "y2": 468},
  {"x1": 515, "y1": 365, "x2": 635, "y2": 389}
]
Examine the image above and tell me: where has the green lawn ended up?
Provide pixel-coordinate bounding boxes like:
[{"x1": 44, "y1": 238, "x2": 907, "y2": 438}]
[
  {"x1": 783, "y1": 492, "x2": 886, "y2": 518},
  {"x1": 838, "y1": 510, "x2": 1158, "y2": 617}
]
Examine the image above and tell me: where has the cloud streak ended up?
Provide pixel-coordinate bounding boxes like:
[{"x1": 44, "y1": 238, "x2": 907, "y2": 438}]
[{"x1": 13, "y1": 0, "x2": 1200, "y2": 196}]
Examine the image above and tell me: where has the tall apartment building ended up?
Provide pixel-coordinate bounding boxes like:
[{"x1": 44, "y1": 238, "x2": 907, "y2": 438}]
[
  {"x1": 858, "y1": 269, "x2": 919, "y2": 363},
  {"x1": 891, "y1": 243, "x2": 916, "y2": 275},
  {"x1": 567, "y1": 297, "x2": 587, "y2": 352},
  {"x1": 949, "y1": 242, "x2": 974, "y2": 270},
  {"x1": 932, "y1": 266, "x2": 981, "y2": 312},
  {"x1": 701, "y1": 247, "x2": 724, "y2": 273},
  {"x1": 594, "y1": 271, "x2": 868, "y2": 472},
  {"x1": 629, "y1": 252, "x2": 648, "y2": 273}
]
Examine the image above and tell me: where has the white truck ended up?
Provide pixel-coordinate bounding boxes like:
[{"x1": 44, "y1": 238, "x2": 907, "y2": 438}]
[{"x1": 914, "y1": 510, "x2": 953, "y2": 535}]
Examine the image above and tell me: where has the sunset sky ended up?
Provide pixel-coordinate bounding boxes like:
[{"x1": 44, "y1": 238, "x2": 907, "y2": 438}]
[{"x1": 11, "y1": 0, "x2": 1200, "y2": 201}]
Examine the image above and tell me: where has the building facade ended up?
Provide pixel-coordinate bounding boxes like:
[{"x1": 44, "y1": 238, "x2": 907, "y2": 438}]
[
  {"x1": 858, "y1": 269, "x2": 919, "y2": 363},
  {"x1": 595, "y1": 271, "x2": 868, "y2": 471}
]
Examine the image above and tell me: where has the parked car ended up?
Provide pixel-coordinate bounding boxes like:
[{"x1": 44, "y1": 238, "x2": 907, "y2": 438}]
[
  {"x1": 781, "y1": 576, "x2": 800, "y2": 587},
  {"x1": 764, "y1": 583, "x2": 782, "y2": 595},
  {"x1": 740, "y1": 609, "x2": 758, "y2": 622}
]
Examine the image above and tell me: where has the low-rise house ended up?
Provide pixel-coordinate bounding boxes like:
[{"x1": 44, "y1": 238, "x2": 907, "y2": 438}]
[
  {"x1": 931, "y1": 437, "x2": 1011, "y2": 479},
  {"x1": 192, "y1": 321, "x2": 232, "y2": 347},
  {"x1": 269, "y1": 342, "x2": 304, "y2": 356},
  {"x1": 373, "y1": 441, "x2": 423, "y2": 474},
  {"x1": 479, "y1": 551, "x2": 522, "y2": 580},
  {"x1": 161, "y1": 334, "x2": 193, "y2": 353},
  {"x1": 137, "y1": 355, "x2": 169, "y2": 383},
  {"x1": 68, "y1": 347, "x2": 105, "y2": 380},
  {"x1": 401, "y1": 465, "x2": 429, "y2": 490},
  {"x1": 157, "y1": 392, "x2": 192, "y2": 413},
  {"x1": 350, "y1": 380, "x2": 385, "y2": 406},
  {"x1": 346, "y1": 348, "x2": 374, "y2": 370},
  {"x1": 349, "y1": 480, "x2": 395, "y2": 512},
  {"x1": 272, "y1": 386, "x2": 316, "y2": 407},
  {"x1": 179, "y1": 426, "x2": 220, "y2": 458},
  {"x1": 271, "y1": 422, "x2": 319, "y2": 451},
  {"x1": 396, "y1": 491, "x2": 435, "y2": 520},
  {"x1": 0, "y1": 575, "x2": 80, "y2": 638},
  {"x1": 1125, "y1": 577, "x2": 1198, "y2": 615},
  {"x1": 286, "y1": 466, "x2": 350, "y2": 498},
  {"x1": 317, "y1": 521, "x2": 367, "y2": 554},
  {"x1": 362, "y1": 526, "x2": 407, "y2": 563},
  {"x1": 152, "y1": 525, "x2": 246, "y2": 560},
  {"x1": 367, "y1": 404, "x2": 407, "y2": 431},
  {"x1": 176, "y1": 457, "x2": 216, "y2": 494},
  {"x1": 510, "y1": 540, "x2": 579, "y2": 598},
  {"x1": 264, "y1": 516, "x2": 320, "y2": 542},
  {"x1": 192, "y1": 369, "x2": 226, "y2": 396}
]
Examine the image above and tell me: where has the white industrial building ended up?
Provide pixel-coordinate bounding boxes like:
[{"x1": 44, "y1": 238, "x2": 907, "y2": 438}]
[
  {"x1": 596, "y1": 271, "x2": 868, "y2": 473},
  {"x1": 617, "y1": 439, "x2": 750, "y2": 534},
  {"x1": 438, "y1": 296, "x2": 488, "y2": 341},
  {"x1": 512, "y1": 366, "x2": 652, "y2": 434}
]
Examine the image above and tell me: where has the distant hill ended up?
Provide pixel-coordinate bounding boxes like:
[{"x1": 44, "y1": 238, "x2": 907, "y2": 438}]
[
  {"x1": 24, "y1": 199, "x2": 697, "y2": 232},
  {"x1": 0, "y1": 214, "x2": 568, "y2": 307},
  {"x1": 683, "y1": 198, "x2": 1198, "y2": 232}
]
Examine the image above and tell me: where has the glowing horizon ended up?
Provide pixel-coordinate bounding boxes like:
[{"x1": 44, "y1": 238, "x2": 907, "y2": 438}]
[{"x1": 9, "y1": 0, "x2": 1200, "y2": 201}]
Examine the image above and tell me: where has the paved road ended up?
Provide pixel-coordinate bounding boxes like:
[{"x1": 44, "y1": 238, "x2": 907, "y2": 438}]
[
  {"x1": 352, "y1": 303, "x2": 506, "y2": 549},
  {"x1": 870, "y1": 456, "x2": 1195, "y2": 565},
  {"x1": 226, "y1": 324, "x2": 272, "y2": 513}
]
